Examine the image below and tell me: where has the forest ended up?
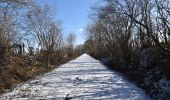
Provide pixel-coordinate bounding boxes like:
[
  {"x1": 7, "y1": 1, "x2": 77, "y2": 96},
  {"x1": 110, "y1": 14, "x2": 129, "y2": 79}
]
[
  {"x1": 0, "y1": 0, "x2": 81, "y2": 95},
  {"x1": 84, "y1": 0, "x2": 170, "y2": 99},
  {"x1": 0, "y1": 0, "x2": 170, "y2": 99}
]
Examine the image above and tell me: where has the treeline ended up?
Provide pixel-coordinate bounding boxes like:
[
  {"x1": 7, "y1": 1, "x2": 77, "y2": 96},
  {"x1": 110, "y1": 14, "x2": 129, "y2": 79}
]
[
  {"x1": 0, "y1": 0, "x2": 80, "y2": 93},
  {"x1": 85, "y1": 0, "x2": 170, "y2": 99},
  {"x1": 0, "y1": 0, "x2": 79, "y2": 66}
]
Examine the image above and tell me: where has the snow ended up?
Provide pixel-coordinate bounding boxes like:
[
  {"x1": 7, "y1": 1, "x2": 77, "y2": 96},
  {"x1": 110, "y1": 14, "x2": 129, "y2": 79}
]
[
  {"x1": 158, "y1": 78, "x2": 170, "y2": 95},
  {"x1": 0, "y1": 54, "x2": 150, "y2": 100}
]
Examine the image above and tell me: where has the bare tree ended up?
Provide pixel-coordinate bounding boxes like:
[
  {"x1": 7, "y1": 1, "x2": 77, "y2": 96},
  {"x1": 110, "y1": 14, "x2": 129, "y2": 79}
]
[
  {"x1": 0, "y1": 0, "x2": 32, "y2": 66},
  {"x1": 86, "y1": 1, "x2": 135, "y2": 62},
  {"x1": 113, "y1": 0, "x2": 170, "y2": 55},
  {"x1": 66, "y1": 33, "x2": 76, "y2": 57},
  {"x1": 26, "y1": 5, "x2": 63, "y2": 66}
]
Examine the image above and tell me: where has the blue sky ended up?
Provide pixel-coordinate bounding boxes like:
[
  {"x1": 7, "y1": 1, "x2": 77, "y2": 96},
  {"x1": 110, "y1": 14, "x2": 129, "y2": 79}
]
[{"x1": 39, "y1": 0, "x2": 101, "y2": 45}]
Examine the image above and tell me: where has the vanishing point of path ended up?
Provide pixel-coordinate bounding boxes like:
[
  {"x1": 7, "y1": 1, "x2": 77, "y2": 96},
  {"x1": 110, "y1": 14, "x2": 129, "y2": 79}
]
[{"x1": 0, "y1": 54, "x2": 150, "y2": 100}]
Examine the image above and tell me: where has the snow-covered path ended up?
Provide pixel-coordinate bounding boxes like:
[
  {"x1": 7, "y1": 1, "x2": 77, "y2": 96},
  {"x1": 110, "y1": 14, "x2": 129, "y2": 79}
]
[{"x1": 0, "y1": 54, "x2": 150, "y2": 100}]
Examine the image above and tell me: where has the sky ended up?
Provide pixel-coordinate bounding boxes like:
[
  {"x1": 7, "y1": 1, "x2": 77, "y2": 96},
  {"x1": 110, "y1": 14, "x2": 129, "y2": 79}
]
[{"x1": 39, "y1": 0, "x2": 101, "y2": 45}]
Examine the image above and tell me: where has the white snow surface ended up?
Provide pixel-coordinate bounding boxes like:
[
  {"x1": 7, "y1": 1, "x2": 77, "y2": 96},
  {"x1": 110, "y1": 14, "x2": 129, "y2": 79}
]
[{"x1": 0, "y1": 54, "x2": 150, "y2": 100}]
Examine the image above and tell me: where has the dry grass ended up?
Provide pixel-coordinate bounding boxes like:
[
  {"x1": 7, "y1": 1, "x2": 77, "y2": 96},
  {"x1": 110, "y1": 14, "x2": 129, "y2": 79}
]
[{"x1": 0, "y1": 56, "x2": 55, "y2": 94}]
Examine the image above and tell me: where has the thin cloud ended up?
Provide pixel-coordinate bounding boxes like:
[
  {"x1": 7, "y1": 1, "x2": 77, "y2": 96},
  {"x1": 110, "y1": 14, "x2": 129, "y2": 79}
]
[{"x1": 77, "y1": 28, "x2": 84, "y2": 32}]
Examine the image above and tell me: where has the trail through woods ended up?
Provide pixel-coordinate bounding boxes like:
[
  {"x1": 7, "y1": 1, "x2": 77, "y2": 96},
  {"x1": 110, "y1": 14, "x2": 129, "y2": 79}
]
[{"x1": 0, "y1": 54, "x2": 150, "y2": 100}]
